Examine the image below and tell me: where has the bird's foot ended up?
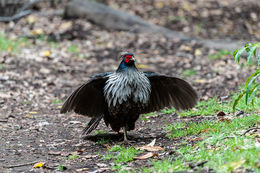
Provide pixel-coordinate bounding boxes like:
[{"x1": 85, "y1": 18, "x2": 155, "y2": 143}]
[
  {"x1": 118, "y1": 127, "x2": 135, "y2": 145},
  {"x1": 119, "y1": 138, "x2": 135, "y2": 146}
]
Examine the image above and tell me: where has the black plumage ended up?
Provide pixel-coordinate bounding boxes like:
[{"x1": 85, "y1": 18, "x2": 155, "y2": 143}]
[{"x1": 61, "y1": 52, "x2": 198, "y2": 141}]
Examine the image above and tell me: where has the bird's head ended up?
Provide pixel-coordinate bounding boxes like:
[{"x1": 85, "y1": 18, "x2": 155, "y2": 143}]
[
  {"x1": 117, "y1": 52, "x2": 136, "y2": 71},
  {"x1": 121, "y1": 52, "x2": 135, "y2": 65}
]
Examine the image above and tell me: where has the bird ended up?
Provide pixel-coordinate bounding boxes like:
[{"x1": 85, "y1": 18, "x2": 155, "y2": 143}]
[{"x1": 60, "y1": 52, "x2": 198, "y2": 142}]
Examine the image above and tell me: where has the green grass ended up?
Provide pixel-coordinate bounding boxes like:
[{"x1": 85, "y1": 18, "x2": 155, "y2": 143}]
[
  {"x1": 94, "y1": 130, "x2": 108, "y2": 135},
  {"x1": 167, "y1": 15, "x2": 188, "y2": 23},
  {"x1": 181, "y1": 69, "x2": 196, "y2": 78},
  {"x1": 0, "y1": 63, "x2": 4, "y2": 70},
  {"x1": 194, "y1": 23, "x2": 204, "y2": 34},
  {"x1": 67, "y1": 45, "x2": 79, "y2": 53},
  {"x1": 103, "y1": 145, "x2": 142, "y2": 164},
  {"x1": 161, "y1": 92, "x2": 260, "y2": 117},
  {"x1": 0, "y1": 34, "x2": 28, "y2": 52},
  {"x1": 140, "y1": 112, "x2": 157, "y2": 121},
  {"x1": 51, "y1": 99, "x2": 63, "y2": 104},
  {"x1": 102, "y1": 92, "x2": 259, "y2": 173},
  {"x1": 209, "y1": 49, "x2": 232, "y2": 60},
  {"x1": 97, "y1": 138, "x2": 110, "y2": 144},
  {"x1": 165, "y1": 114, "x2": 259, "y2": 139},
  {"x1": 68, "y1": 154, "x2": 79, "y2": 160},
  {"x1": 145, "y1": 115, "x2": 260, "y2": 173}
]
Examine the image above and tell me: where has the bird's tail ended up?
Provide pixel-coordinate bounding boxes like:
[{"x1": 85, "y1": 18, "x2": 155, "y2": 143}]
[{"x1": 81, "y1": 115, "x2": 104, "y2": 136}]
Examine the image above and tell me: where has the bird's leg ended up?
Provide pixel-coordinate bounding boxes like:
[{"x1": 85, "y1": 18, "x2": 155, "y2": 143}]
[
  {"x1": 118, "y1": 126, "x2": 133, "y2": 145},
  {"x1": 123, "y1": 126, "x2": 128, "y2": 142}
]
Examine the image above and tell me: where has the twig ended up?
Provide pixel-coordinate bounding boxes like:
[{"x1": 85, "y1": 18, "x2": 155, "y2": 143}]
[
  {"x1": 243, "y1": 127, "x2": 260, "y2": 135},
  {"x1": 0, "y1": 10, "x2": 32, "y2": 22},
  {"x1": 0, "y1": 0, "x2": 42, "y2": 22},
  {"x1": 3, "y1": 161, "x2": 38, "y2": 168},
  {"x1": 17, "y1": 0, "x2": 42, "y2": 12}
]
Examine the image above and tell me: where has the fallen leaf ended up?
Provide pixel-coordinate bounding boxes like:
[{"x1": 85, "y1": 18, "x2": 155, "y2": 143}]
[
  {"x1": 8, "y1": 46, "x2": 12, "y2": 52},
  {"x1": 218, "y1": 117, "x2": 231, "y2": 123},
  {"x1": 180, "y1": 45, "x2": 192, "y2": 51},
  {"x1": 187, "y1": 137, "x2": 204, "y2": 142},
  {"x1": 82, "y1": 154, "x2": 98, "y2": 159},
  {"x1": 134, "y1": 152, "x2": 158, "y2": 160},
  {"x1": 32, "y1": 29, "x2": 43, "y2": 35},
  {"x1": 209, "y1": 147, "x2": 221, "y2": 151},
  {"x1": 104, "y1": 144, "x2": 111, "y2": 150},
  {"x1": 43, "y1": 50, "x2": 51, "y2": 57},
  {"x1": 61, "y1": 21, "x2": 72, "y2": 29},
  {"x1": 27, "y1": 15, "x2": 36, "y2": 24},
  {"x1": 29, "y1": 111, "x2": 38, "y2": 114},
  {"x1": 155, "y1": 1, "x2": 164, "y2": 8},
  {"x1": 217, "y1": 111, "x2": 226, "y2": 117},
  {"x1": 48, "y1": 151, "x2": 61, "y2": 155},
  {"x1": 136, "y1": 146, "x2": 164, "y2": 152},
  {"x1": 136, "y1": 64, "x2": 148, "y2": 69},
  {"x1": 77, "y1": 148, "x2": 85, "y2": 153},
  {"x1": 195, "y1": 49, "x2": 202, "y2": 56},
  {"x1": 0, "y1": 92, "x2": 11, "y2": 98},
  {"x1": 25, "y1": 114, "x2": 31, "y2": 117},
  {"x1": 225, "y1": 160, "x2": 245, "y2": 170},
  {"x1": 147, "y1": 139, "x2": 156, "y2": 146},
  {"x1": 33, "y1": 162, "x2": 45, "y2": 168},
  {"x1": 195, "y1": 79, "x2": 207, "y2": 84},
  {"x1": 202, "y1": 128, "x2": 210, "y2": 133},
  {"x1": 76, "y1": 168, "x2": 89, "y2": 172}
]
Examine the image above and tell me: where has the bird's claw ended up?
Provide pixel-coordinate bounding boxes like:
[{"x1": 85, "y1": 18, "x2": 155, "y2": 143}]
[{"x1": 119, "y1": 139, "x2": 135, "y2": 146}]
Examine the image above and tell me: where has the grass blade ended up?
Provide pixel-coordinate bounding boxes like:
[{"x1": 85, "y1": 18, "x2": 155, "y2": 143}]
[
  {"x1": 247, "y1": 84, "x2": 260, "y2": 105},
  {"x1": 234, "y1": 47, "x2": 246, "y2": 63},
  {"x1": 245, "y1": 73, "x2": 259, "y2": 104},
  {"x1": 233, "y1": 92, "x2": 245, "y2": 112},
  {"x1": 247, "y1": 43, "x2": 260, "y2": 63},
  {"x1": 258, "y1": 48, "x2": 260, "y2": 66}
]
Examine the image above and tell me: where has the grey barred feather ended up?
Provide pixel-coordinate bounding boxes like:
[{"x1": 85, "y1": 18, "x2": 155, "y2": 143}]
[{"x1": 104, "y1": 68, "x2": 151, "y2": 107}]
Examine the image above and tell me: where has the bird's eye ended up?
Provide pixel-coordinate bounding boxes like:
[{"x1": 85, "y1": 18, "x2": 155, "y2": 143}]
[{"x1": 124, "y1": 55, "x2": 132, "y2": 63}]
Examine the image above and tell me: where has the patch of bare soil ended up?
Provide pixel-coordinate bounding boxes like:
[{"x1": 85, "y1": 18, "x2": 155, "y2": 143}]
[{"x1": 0, "y1": 1, "x2": 258, "y2": 172}]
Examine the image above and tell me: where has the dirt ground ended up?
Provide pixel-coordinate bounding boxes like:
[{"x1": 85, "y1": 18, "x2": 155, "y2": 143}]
[{"x1": 0, "y1": 0, "x2": 259, "y2": 172}]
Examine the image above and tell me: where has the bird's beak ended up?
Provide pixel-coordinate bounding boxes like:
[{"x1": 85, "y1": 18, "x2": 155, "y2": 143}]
[{"x1": 130, "y1": 56, "x2": 135, "y2": 62}]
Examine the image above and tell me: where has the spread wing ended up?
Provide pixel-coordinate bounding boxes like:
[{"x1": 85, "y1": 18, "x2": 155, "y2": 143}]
[
  {"x1": 141, "y1": 72, "x2": 198, "y2": 113},
  {"x1": 60, "y1": 72, "x2": 111, "y2": 117}
]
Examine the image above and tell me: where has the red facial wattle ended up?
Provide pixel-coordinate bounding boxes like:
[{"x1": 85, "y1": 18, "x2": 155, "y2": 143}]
[
  {"x1": 125, "y1": 55, "x2": 132, "y2": 63},
  {"x1": 125, "y1": 55, "x2": 133, "y2": 63}
]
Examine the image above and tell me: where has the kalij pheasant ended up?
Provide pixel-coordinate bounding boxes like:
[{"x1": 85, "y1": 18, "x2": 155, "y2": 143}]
[{"x1": 61, "y1": 52, "x2": 198, "y2": 141}]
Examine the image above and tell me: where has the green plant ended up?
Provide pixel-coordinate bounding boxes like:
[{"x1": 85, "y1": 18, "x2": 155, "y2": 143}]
[
  {"x1": 209, "y1": 49, "x2": 232, "y2": 60},
  {"x1": 94, "y1": 130, "x2": 107, "y2": 135},
  {"x1": 103, "y1": 145, "x2": 142, "y2": 163},
  {"x1": 97, "y1": 138, "x2": 110, "y2": 144},
  {"x1": 161, "y1": 93, "x2": 259, "y2": 117},
  {"x1": 233, "y1": 43, "x2": 260, "y2": 111},
  {"x1": 68, "y1": 45, "x2": 79, "y2": 53},
  {"x1": 140, "y1": 112, "x2": 157, "y2": 121},
  {"x1": 0, "y1": 63, "x2": 4, "y2": 70},
  {"x1": 155, "y1": 115, "x2": 260, "y2": 172},
  {"x1": 181, "y1": 69, "x2": 196, "y2": 77},
  {"x1": 68, "y1": 154, "x2": 79, "y2": 160},
  {"x1": 57, "y1": 165, "x2": 67, "y2": 171},
  {"x1": 52, "y1": 99, "x2": 63, "y2": 104},
  {"x1": 0, "y1": 34, "x2": 27, "y2": 52}
]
